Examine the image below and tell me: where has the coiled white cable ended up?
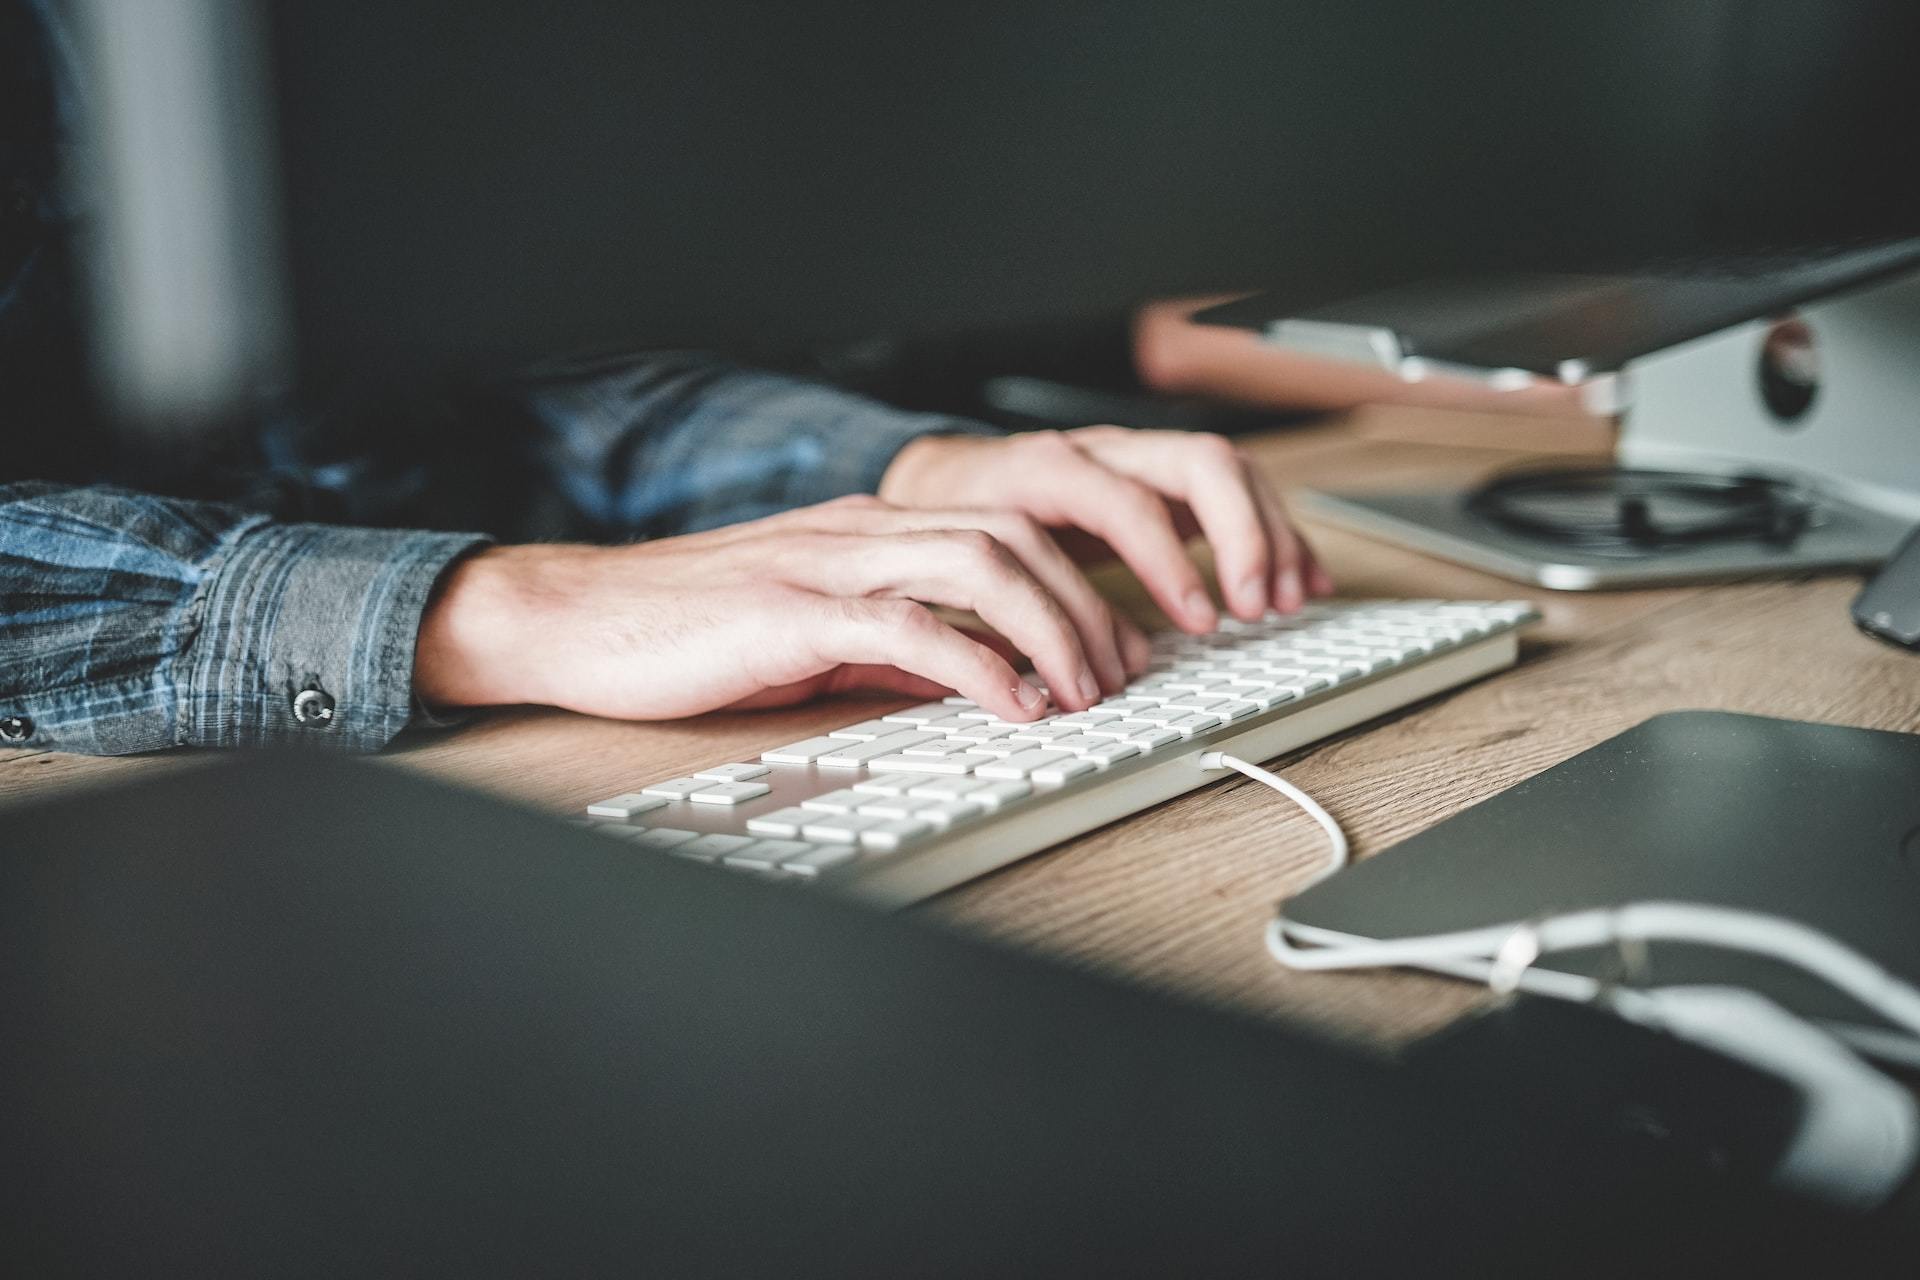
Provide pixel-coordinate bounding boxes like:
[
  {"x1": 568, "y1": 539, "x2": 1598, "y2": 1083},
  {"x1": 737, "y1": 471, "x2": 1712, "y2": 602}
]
[
  {"x1": 1199, "y1": 751, "x2": 1920, "y2": 1056},
  {"x1": 1201, "y1": 750, "x2": 1920, "y2": 1206}
]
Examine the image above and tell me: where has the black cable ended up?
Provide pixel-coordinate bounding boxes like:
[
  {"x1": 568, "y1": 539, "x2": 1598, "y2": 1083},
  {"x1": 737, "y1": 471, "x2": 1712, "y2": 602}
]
[{"x1": 1464, "y1": 465, "x2": 1817, "y2": 556}]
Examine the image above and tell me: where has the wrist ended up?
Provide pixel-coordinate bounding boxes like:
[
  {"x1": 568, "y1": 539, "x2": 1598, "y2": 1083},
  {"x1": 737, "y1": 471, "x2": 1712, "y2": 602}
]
[
  {"x1": 413, "y1": 543, "x2": 596, "y2": 710},
  {"x1": 877, "y1": 433, "x2": 983, "y2": 506}
]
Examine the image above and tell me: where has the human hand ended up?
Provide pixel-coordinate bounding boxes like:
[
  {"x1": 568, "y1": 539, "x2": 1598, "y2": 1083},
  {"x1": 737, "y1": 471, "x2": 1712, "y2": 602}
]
[
  {"x1": 413, "y1": 495, "x2": 1152, "y2": 723},
  {"x1": 879, "y1": 426, "x2": 1332, "y2": 632}
]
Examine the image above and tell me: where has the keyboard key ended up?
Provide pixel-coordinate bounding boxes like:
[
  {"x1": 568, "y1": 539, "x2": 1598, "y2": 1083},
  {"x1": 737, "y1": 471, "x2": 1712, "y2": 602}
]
[
  {"x1": 1214, "y1": 699, "x2": 1261, "y2": 721},
  {"x1": 855, "y1": 797, "x2": 928, "y2": 820},
  {"x1": 761, "y1": 736, "x2": 843, "y2": 765},
  {"x1": 1051, "y1": 711, "x2": 1120, "y2": 729},
  {"x1": 1075, "y1": 741, "x2": 1141, "y2": 769},
  {"x1": 1163, "y1": 694, "x2": 1231, "y2": 712},
  {"x1": 816, "y1": 731, "x2": 940, "y2": 768},
  {"x1": 747, "y1": 806, "x2": 812, "y2": 837},
  {"x1": 1123, "y1": 725, "x2": 1183, "y2": 750},
  {"x1": 688, "y1": 780, "x2": 772, "y2": 805},
  {"x1": 911, "y1": 799, "x2": 982, "y2": 829},
  {"x1": 976, "y1": 749, "x2": 1073, "y2": 780},
  {"x1": 722, "y1": 839, "x2": 814, "y2": 870},
  {"x1": 677, "y1": 833, "x2": 758, "y2": 861},
  {"x1": 901, "y1": 738, "x2": 981, "y2": 757},
  {"x1": 1093, "y1": 698, "x2": 1157, "y2": 717},
  {"x1": 632, "y1": 828, "x2": 699, "y2": 851},
  {"x1": 948, "y1": 722, "x2": 1021, "y2": 743},
  {"x1": 853, "y1": 773, "x2": 919, "y2": 795},
  {"x1": 868, "y1": 752, "x2": 993, "y2": 775},
  {"x1": 859, "y1": 818, "x2": 932, "y2": 851},
  {"x1": 1128, "y1": 705, "x2": 1189, "y2": 724},
  {"x1": 907, "y1": 776, "x2": 995, "y2": 802},
  {"x1": 692, "y1": 762, "x2": 771, "y2": 783},
  {"x1": 801, "y1": 789, "x2": 866, "y2": 812},
  {"x1": 585, "y1": 793, "x2": 669, "y2": 820},
  {"x1": 966, "y1": 780, "x2": 1032, "y2": 810},
  {"x1": 881, "y1": 702, "x2": 951, "y2": 724},
  {"x1": 1030, "y1": 756, "x2": 1096, "y2": 785},
  {"x1": 802, "y1": 813, "x2": 889, "y2": 843},
  {"x1": 920, "y1": 714, "x2": 980, "y2": 734},
  {"x1": 781, "y1": 845, "x2": 861, "y2": 877},
  {"x1": 1007, "y1": 724, "x2": 1075, "y2": 743},
  {"x1": 1080, "y1": 720, "x2": 1145, "y2": 740},
  {"x1": 1165, "y1": 712, "x2": 1224, "y2": 737},
  {"x1": 829, "y1": 719, "x2": 895, "y2": 740},
  {"x1": 640, "y1": 777, "x2": 705, "y2": 800}
]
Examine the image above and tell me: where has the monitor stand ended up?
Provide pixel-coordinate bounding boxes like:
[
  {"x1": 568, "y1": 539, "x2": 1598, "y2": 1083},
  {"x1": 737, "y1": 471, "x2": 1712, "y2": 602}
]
[{"x1": 1298, "y1": 269, "x2": 1920, "y2": 590}]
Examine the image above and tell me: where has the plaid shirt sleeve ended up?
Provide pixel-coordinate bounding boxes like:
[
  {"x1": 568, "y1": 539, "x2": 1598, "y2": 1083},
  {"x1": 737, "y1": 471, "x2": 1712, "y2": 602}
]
[
  {"x1": 517, "y1": 351, "x2": 1004, "y2": 537},
  {"x1": 0, "y1": 482, "x2": 487, "y2": 755}
]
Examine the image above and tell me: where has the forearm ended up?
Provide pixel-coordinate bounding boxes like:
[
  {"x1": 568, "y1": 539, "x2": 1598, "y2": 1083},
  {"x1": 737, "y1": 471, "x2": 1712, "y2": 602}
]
[
  {"x1": 517, "y1": 351, "x2": 1004, "y2": 538},
  {"x1": 0, "y1": 483, "x2": 486, "y2": 754}
]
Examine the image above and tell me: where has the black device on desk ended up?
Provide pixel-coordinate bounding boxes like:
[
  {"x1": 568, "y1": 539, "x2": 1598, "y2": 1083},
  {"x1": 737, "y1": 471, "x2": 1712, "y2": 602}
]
[
  {"x1": 1856, "y1": 524, "x2": 1920, "y2": 651},
  {"x1": 0, "y1": 754, "x2": 1905, "y2": 1274}
]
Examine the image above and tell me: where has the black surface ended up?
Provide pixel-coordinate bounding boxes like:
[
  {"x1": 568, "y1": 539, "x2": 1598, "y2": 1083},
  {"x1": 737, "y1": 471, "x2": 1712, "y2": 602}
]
[
  {"x1": 260, "y1": 2, "x2": 1920, "y2": 386},
  {"x1": 1855, "y1": 524, "x2": 1920, "y2": 650},
  {"x1": 0, "y1": 753, "x2": 1894, "y2": 1275},
  {"x1": 1286, "y1": 711, "x2": 1920, "y2": 1030}
]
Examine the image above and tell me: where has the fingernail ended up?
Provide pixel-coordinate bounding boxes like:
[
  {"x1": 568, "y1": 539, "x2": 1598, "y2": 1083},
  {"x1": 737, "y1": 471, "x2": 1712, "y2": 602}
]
[
  {"x1": 1183, "y1": 589, "x2": 1217, "y2": 630},
  {"x1": 1279, "y1": 568, "x2": 1303, "y2": 612},
  {"x1": 1076, "y1": 668, "x2": 1101, "y2": 706},
  {"x1": 1239, "y1": 575, "x2": 1268, "y2": 618},
  {"x1": 1013, "y1": 679, "x2": 1046, "y2": 713}
]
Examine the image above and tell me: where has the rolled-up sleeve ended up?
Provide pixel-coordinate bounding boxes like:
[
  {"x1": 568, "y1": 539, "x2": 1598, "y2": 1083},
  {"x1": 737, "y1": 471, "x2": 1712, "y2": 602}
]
[{"x1": 0, "y1": 483, "x2": 486, "y2": 755}]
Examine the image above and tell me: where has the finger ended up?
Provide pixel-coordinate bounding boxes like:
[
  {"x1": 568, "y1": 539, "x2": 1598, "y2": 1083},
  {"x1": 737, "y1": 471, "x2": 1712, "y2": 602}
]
[
  {"x1": 889, "y1": 509, "x2": 1128, "y2": 695},
  {"x1": 792, "y1": 505, "x2": 1131, "y2": 698},
  {"x1": 1080, "y1": 432, "x2": 1275, "y2": 621},
  {"x1": 1241, "y1": 482, "x2": 1303, "y2": 612},
  {"x1": 1037, "y1": 441, "x2": 1218, "y2": 634},
  {"x1": 783, "y1": 530, "x2": 1101, "y2": 712},
  {"x1": 1113, "y1": 611, "x2": 1152, "y2": 676},
  {"x1": 1248, "y1": 481, "x2": 1334, "y2": 603},
  {"x1": 811, "y1": 597, "x2": 1049, "y2": 722},
  {"x1": 723, "y1": 663, "x2": 950, "y2": 712}
]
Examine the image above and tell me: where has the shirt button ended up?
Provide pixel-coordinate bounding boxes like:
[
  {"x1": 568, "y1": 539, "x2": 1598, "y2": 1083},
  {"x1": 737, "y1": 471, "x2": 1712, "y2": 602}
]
[
  {"x1": 292, "y1": 688, "x2": 336, "y2": 727},
  {"x1": 0, "y1": 714, "x2": 33, "y2": 743}
]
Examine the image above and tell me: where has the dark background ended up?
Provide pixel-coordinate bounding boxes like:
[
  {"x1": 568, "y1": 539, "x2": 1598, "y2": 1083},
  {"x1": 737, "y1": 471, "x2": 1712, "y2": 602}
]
[{"x1": 263, "y1": 2, "x2": 1920, "y2": 388}]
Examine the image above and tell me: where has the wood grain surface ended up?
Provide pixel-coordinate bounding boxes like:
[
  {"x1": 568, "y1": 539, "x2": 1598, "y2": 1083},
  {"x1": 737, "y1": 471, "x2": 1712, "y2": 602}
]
[{"x1": 7, "y1": 405, "x2": 1915, "y2": 1047}]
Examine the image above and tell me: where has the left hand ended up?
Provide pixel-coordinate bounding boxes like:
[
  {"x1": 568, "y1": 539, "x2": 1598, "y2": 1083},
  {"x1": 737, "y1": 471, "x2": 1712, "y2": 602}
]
[{"x1": 879, "y1": 426, "x2": 1333, "y2": 633}]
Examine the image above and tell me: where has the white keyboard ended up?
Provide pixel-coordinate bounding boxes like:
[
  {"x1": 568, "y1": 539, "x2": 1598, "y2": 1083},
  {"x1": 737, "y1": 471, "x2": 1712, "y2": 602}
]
[{"x1": 581, "y1": 599, "x2": 1539, "y2": 906}]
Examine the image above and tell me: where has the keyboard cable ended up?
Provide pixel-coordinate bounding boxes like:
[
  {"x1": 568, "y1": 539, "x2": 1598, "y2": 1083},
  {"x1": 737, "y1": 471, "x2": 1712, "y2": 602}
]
[{"x1": 1203, "y1": 748, "x2": 1920, "y2": 1207}]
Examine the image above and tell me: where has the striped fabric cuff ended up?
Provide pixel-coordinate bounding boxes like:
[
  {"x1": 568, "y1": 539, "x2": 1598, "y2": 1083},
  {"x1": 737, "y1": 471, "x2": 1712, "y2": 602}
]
[{"x1": 179, "y1": 523, "x2": 489, "y2": 750}]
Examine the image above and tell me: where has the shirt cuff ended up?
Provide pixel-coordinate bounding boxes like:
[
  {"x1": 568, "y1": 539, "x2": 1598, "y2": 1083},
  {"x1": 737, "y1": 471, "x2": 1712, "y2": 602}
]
[
  {"x1": 179, "y1": 523, "x2": 489, "y2": 750},
  {"x1": 790, "y1": 411, "x2": 1004, "y2": 513}
]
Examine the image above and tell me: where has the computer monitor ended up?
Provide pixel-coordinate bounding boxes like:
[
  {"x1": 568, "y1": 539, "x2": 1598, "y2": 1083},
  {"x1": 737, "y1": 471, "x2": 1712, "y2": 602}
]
[{"x1": 71, "y1": 1, "x2": 1920, "y2": 432}]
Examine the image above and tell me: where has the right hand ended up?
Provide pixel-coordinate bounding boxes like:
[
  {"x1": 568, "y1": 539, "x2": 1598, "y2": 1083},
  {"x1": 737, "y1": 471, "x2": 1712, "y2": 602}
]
[{"x1": 413, "y1": 495, "x2": 1153, "y2": 723}]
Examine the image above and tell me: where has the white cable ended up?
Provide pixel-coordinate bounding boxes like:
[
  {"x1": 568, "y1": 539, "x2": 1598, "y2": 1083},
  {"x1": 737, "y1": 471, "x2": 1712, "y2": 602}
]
[
  {"x1": 1265, "y1": 903, "x2": 1920, "y2": 1044},
  {"x1": 1199, "y1": 752, "x2": 1349, "y2": 885},
  {"x1": 1204, "y1": 752, "x2": 1920, "y2": 1203},
  {"x1": 1196, "y1": 751, "x2": 1920, "y2": 1061}
]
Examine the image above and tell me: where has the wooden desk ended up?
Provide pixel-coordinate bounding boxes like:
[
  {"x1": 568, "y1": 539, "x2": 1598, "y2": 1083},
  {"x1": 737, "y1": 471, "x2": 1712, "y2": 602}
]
[{"x1": 7, "y1": 405, "x2": 1917, "y2": 1048}]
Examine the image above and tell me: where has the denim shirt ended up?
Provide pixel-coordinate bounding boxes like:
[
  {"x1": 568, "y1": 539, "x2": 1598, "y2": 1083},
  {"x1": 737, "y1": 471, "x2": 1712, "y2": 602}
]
[{"x1": 0, "y1": 2, "x2": 997, "y2": 755}]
